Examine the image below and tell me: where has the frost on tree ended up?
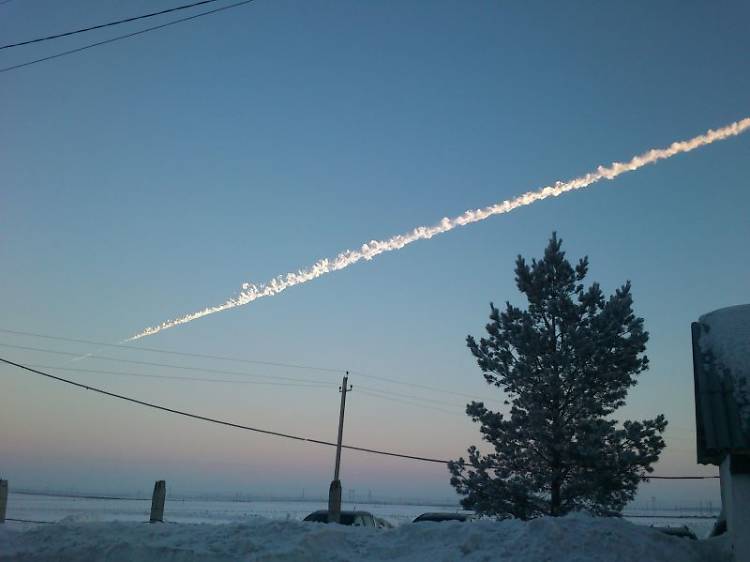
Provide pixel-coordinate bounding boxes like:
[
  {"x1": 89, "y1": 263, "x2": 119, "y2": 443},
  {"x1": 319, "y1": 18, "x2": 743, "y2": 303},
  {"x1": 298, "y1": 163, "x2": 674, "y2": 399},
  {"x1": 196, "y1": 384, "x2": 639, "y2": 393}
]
[{"x1": 449, "y1": 233, "x2": 667, "y2": 519}]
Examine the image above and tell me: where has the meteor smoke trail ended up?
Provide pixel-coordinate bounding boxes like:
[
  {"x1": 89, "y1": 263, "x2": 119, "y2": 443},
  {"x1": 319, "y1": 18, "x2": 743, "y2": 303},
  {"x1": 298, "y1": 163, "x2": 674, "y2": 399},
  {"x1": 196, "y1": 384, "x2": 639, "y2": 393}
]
[{"x1": 128, "y1": 118, "x2": 750, "y2": 341}]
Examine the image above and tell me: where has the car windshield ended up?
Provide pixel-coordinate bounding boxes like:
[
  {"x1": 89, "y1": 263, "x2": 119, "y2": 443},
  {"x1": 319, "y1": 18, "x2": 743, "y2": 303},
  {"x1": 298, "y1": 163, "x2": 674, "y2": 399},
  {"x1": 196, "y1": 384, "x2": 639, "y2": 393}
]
[{"x1": 303, "y1": 512, "x2": 357, "y2": 525}]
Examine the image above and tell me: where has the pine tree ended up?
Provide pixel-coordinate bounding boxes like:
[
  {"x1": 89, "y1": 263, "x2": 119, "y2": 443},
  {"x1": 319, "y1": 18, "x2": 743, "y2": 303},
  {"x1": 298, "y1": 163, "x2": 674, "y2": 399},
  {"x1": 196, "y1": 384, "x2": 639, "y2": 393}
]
[{"x1": 449, "y1": 233, "x2": 666, "y2": 519}]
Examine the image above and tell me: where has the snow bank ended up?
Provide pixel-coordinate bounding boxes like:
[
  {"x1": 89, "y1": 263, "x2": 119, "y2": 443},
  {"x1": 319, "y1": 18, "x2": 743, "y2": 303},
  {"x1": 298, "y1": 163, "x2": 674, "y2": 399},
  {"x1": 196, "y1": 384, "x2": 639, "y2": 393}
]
[
  {"x1": 699, "y1": 304, "x2": 750, "y2": 431},
  {"x1": 0, "y1": 514, "x2": 728, "y2": 562}
]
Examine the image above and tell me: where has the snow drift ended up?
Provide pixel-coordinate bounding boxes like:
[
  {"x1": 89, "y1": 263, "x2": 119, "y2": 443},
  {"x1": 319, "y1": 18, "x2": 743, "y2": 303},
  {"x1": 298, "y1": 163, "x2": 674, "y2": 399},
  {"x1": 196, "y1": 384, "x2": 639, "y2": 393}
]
[{"x1": 0, "y1": 514, "x2": 729, "y2": 562}]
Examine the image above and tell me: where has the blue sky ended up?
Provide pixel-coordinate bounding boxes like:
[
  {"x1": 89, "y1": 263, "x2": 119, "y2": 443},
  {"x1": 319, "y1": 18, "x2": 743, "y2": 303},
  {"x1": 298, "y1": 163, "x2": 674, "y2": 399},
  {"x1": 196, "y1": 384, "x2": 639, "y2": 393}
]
[{"x1": 1, "y1": 0, "x2": 748, "y2": 504}]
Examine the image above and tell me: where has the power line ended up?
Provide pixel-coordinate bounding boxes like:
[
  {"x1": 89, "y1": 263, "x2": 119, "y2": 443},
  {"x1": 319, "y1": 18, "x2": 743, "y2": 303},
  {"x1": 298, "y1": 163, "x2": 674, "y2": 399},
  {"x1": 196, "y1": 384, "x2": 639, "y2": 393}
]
[
  {"x1": 358, "y1": 384, "x2": 467, "y2": 409},
  {"x1": 0, "y1": 336, "x2": 710, "y2": 441},
  {"x1": 21, "y1": 357, "x2": 471, "y2": 412},
  {"x1": 357, "y1": 388, "x2": 464, "y2": 418},
  {"x1": 11, "y1": 343, "x2": 465, "y2": 404},
  {"x1": 352, "y1": 370, "x2": 502, "y2": 404},
  {"x1": 0, "y1": 342, "x2": 336, "y2": 385},
  {"x1": 1, "y1": 0, "x2": 223, "y2": 50},
  {"x1": 0, "y1": 356, "x2": 722, "y2": 479},
  {"x1": 26, "y1": 364, "x2": 332, "y2": 388},
  {"x1": 0, "y1": 0, "x2": 257, "y2": 74},
  {"x1": 0, "y1": 356, "x2": 450, "y2": 464},
  {"x1": 0, "y1": 328, "x2": 344, "y2": 373},
  {"x1": 0, "y1": 329, "x2": 501, "y2": 403},
  {"x1": 1, "y1": 333, "x2": 343, "y2": 374}
]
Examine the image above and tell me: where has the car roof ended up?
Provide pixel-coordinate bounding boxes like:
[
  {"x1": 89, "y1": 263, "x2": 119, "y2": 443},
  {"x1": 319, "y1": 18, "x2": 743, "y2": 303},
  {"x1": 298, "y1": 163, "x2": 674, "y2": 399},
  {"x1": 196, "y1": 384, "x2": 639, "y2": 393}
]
[
  {"x1": 308, "y1": 510, "x2": 373, "y2": 516},
  {"x1": 414, "y1": 512, "x2": 474, "y2": 520}
]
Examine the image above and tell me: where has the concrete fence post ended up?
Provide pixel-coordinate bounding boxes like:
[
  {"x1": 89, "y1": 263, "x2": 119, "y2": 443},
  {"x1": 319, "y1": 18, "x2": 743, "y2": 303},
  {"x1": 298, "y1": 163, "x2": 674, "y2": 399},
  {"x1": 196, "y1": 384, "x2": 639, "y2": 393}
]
[
  {"x1": 0, "y1": 480, "x2": 7, "y2": 524},
  {"x1": 150, "y1": 480, "x2": 166, "y2": 523},
  {"x1": 328, "y1": 479, "x2": 342, "y2": 523}
]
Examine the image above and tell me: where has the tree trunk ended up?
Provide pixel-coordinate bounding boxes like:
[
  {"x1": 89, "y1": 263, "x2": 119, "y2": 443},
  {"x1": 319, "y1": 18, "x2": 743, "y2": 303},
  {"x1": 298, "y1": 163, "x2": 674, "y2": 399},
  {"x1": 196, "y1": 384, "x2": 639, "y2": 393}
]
[{"x1": 551, "y1": 476, "x2": 562, "y2": 516}]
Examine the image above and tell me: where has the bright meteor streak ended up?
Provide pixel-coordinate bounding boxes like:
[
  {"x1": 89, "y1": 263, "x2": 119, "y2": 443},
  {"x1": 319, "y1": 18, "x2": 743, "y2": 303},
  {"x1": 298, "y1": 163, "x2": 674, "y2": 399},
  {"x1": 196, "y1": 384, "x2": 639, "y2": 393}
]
[{"x1": 129, "y1": 117, "x2": 750, "y2": 341}]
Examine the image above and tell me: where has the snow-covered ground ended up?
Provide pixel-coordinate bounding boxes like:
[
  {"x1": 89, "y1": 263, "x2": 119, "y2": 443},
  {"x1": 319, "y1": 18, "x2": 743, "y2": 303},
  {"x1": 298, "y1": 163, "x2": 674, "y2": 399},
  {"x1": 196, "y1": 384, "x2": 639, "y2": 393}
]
[
  {"x1": 0, "y1": 512, "x2": 729, "y2": 562},
  {"x1": 1, "y1": 493, "x2": 447, "y2": 527},
  {"x1": 1, "y1": 493, "x2": 718, "y2": 537},
  {"x1": 0, "y1": 494, "x2": 728, "y2": 561}
]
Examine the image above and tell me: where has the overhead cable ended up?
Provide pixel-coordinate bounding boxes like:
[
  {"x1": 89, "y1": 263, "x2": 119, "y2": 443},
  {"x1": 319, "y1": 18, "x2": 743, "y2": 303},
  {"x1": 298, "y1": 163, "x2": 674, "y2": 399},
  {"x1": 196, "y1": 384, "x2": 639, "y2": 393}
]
[
  {"x1": 26, "y1": 364, "x2": 332, "y2": 388},
  {"x1": 0, "y1": 342, "x2": 332, "y2": 385},
  {"x1": 0, "y1": 0, "x2": 257, "y2": 74},
  {"x1": 1, "y1": 356, "x2": 722, "y2": 479},
  {"x1": 357, "y1": 388, "x2": 464, "y2": 418},
  {"x1": 0, "y1": 328, "x2": 344, "y2": 373},
  {"x1": 0, "y1": 329, "x2": 500, "y2": 402},
  {"x1": 0, "y1": 356, "x2": 450, "y2": 464},
  {"x1": 1, "y1": 0, "x2": 223, "y2": 50}
]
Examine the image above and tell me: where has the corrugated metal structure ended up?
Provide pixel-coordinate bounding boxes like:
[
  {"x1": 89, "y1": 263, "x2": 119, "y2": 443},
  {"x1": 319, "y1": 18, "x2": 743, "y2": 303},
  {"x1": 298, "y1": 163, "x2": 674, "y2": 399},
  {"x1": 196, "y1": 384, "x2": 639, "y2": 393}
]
[{"x1": 692, "y1": 305, "x2": 750, "y2": 465}]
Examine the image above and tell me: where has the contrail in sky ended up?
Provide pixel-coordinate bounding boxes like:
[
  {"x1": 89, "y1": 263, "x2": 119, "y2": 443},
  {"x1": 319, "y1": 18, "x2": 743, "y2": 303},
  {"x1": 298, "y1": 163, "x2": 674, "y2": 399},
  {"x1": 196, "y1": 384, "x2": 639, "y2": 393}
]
[{"x1": 128, "y1": 118, "x2": 750, "y2": 341}]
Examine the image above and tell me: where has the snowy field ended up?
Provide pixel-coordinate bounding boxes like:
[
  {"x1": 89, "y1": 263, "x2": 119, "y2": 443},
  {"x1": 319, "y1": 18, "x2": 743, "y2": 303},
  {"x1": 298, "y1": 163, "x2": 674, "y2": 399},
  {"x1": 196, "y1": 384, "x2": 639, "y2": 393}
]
[
  {"x1": 1, "y1": 510, "x2": 729, "y2": 562},
  {"x1": 2, "y1": 493, "x2": 447, "y2": 527},
  {"x1": 0, "y1": 493, "x2": 726, "y2": 561},
  {"x1": 1, "y1": 492, "x2": 718, "y2": 536}
]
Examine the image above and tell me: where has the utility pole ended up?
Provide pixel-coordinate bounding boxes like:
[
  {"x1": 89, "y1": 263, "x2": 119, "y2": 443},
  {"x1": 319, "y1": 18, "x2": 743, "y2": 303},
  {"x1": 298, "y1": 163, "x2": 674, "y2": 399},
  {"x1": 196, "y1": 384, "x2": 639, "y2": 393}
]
[{"x1": 328, "y1": 372, "x2": 352, "y2": 523}]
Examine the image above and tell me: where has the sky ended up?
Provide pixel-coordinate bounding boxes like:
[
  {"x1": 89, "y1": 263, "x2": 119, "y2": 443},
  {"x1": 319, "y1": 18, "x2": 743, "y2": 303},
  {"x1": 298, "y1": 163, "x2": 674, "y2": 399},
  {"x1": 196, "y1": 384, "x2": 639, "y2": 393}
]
[{"x1": 1, "y1": 0, "x2": 748, "y2": 506}]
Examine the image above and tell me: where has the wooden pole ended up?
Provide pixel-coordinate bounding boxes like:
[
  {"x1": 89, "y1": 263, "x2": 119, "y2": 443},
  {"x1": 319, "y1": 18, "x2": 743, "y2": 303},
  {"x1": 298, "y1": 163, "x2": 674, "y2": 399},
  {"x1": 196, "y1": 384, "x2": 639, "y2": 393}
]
[
  {"x1": 334, "y1": 373, "x2": 350, "y2": 483},
  {"x1": 0, "y1": 480, "x2": 7, "y2": 524},
  {"x1": 328, "y1": 373, "x2": 351, "y2": 523},
  {"x1": 150, "y1": 480, "x2": 166, "y2": 523}
]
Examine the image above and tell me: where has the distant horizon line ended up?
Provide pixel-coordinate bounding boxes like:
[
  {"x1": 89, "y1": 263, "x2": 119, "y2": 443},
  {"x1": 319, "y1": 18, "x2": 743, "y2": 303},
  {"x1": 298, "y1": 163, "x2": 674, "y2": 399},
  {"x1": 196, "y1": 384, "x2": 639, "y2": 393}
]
[
  {"x1": 8, "y1": 487, "x2": 461, "y2": 508},
  {"x1": 7, "y1": 486, "x2": 721, "y2": 514}
]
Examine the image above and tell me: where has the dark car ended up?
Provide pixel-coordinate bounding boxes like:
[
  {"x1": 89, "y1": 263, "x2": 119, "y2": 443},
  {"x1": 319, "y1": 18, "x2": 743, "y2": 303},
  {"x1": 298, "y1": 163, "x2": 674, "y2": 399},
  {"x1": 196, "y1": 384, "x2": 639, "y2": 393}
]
[
  {"x1": 413, "y1": 512, "x2": 476, "y2": 523},
  {"x1": 303, "y1": 510, "x2": 378, "y2": 528},
  {"x1": 653, "y1": 525, "x2": 698, "y2": 540}
]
